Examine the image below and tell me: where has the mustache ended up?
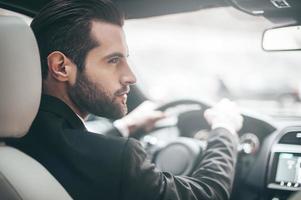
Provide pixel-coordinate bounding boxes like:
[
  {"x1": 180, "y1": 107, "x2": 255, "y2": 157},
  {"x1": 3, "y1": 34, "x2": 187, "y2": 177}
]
[{"x1": 115, "y1": 86, "x2": 130, "y2": 96}]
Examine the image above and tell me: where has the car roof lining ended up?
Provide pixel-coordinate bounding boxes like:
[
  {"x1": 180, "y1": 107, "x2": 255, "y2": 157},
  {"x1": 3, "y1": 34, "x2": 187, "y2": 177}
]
[
  {"x1": 1, "y1": 0, "x2": 300, "y2": 24},
  {"x1": 0, "y1": 0, "x2": 228, "y2": 18}
]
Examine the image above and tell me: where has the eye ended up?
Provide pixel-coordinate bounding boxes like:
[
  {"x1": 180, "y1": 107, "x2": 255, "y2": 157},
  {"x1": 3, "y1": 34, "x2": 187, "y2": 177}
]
[{"x1": 108, "y1": 57, "x2": 120, "y2": 64}]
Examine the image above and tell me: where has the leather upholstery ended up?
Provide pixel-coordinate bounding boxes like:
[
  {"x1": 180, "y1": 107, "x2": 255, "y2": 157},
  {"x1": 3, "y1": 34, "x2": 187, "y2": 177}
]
[
  {"x1": 0, "y1": 16, "x2": 72, "y2": 200},
  {"x1": 0, "y1": 16, "x2": 41, "y2": 138},
  {"x1": 0, "y1": 146, "x2": 72, "y2": 200}
]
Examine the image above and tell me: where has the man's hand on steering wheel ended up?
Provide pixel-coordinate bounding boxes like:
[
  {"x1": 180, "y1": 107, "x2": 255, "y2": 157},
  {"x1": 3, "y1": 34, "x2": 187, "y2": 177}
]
[
  {"x1": 204, "y1": 98, "x2": 244, "y2": 135},
  {"x1": 115, "y1": 98, "x2": 243, "y2": 138},
  {"x1": 114, "y1": 101, "x2": 166, "y2": 137}
]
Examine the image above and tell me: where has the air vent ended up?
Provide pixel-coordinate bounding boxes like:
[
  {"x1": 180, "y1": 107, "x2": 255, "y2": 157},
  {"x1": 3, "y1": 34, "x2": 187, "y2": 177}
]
[{"x1": 278, "y1": 131, "x2": 301, "y2": 145}]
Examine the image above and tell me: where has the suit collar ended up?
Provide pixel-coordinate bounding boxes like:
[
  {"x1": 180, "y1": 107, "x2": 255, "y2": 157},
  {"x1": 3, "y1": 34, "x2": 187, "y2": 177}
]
[{"x1": 39, "y1": 94, "x2": 86, "y2": 130}]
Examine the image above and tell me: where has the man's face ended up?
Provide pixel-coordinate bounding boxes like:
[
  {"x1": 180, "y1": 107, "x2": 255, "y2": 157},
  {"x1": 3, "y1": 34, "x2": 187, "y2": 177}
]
[{"x1": 68, "y1": 21, "x2": 136, "y2": 119}]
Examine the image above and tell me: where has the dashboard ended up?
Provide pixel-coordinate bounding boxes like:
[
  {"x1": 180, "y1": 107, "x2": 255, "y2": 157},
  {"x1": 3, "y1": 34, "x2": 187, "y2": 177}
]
[{"x1": 266, "y1": 128, "x2": 301, "y2": 200}]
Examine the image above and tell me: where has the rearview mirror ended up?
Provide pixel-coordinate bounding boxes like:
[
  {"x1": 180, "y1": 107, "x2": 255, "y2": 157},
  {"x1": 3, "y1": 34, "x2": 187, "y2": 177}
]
[{"x1": 262, "y1": 25, "x2": 301, "y2": 51}]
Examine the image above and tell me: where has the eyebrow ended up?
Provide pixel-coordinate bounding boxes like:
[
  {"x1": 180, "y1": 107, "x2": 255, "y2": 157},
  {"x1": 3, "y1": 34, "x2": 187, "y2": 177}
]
[{"x1": 104, "y1": 52, "x2": 129, "y2": 60}]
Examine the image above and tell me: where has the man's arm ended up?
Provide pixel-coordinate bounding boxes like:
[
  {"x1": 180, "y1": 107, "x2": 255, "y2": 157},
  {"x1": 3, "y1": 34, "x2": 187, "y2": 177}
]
[
  {"x1": 119, "y1": 99, "x2": 242, "y2": 200},
  {"x1": 119, "y1": 128, "x2": 238, "y2": 200}
]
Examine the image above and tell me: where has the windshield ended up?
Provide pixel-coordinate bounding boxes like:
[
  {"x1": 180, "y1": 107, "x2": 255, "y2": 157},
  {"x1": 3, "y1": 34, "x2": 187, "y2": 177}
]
[{"x1": 124, "y1": 7, "x2": 301, "y2": 118}]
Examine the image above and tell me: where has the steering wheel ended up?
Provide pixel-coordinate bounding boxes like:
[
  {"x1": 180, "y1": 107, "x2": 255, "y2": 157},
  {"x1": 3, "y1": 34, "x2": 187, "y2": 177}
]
[
  {"x1": 140, "y1": 99, "x2": 211, "y2": 176},
  {"x1": 157, "y1": 99, "x2": 211, "y2": 137}
]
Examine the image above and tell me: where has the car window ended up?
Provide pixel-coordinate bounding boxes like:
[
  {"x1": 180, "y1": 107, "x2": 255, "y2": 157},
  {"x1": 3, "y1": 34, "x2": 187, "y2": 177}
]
[
  {"x1": 1, "y1": 6, "x2": 300, "y2": 118},
  {"x1": 124, "y1": 7, "x2": 301, "y2": 118}
]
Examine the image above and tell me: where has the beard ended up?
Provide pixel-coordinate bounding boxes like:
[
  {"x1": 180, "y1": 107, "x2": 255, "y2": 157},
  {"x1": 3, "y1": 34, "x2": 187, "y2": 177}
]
[{"x1": 68, "y1": 71, "x2": 128, "y2": 120}]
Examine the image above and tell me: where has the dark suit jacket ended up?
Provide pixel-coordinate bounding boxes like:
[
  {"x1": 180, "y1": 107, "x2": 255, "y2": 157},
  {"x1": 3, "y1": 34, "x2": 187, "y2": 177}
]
[{"x1": 6, "y1": 95, "x2": 239, "y2": 200}]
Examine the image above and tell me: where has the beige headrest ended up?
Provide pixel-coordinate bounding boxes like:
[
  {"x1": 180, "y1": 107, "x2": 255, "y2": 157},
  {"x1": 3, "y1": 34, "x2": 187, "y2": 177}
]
[{"x1": 0, "y1": 16, "x2": 41, "y2": 138}]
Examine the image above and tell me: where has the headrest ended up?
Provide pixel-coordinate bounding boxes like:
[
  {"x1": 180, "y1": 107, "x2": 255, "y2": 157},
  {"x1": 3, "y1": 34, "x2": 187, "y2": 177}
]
[{"x1": 0, "y1": 16, "x2": 41, "y2": 138}]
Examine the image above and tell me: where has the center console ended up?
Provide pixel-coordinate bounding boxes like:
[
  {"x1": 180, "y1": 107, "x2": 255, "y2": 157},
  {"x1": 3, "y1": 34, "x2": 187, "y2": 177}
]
[{"x1": 267, "y1": 128, "x2": 301, "y2": 200}]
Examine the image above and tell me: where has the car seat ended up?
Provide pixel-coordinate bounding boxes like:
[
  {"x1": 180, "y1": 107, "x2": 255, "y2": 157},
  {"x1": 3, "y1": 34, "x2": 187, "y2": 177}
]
[{"x1": 0, "y1": 16, "x2": 72, "y2": 200}]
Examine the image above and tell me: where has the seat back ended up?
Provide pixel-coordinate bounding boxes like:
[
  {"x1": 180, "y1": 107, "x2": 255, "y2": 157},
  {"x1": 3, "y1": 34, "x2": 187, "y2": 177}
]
[{"x1": 0, "y1": 16, "x2": 72, "y2": 200}]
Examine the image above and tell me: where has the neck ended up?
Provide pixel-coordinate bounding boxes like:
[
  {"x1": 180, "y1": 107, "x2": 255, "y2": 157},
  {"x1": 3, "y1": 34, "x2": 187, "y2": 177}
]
[{"x1": 42, "y1": 81, "x2": 88, "y2": 119}]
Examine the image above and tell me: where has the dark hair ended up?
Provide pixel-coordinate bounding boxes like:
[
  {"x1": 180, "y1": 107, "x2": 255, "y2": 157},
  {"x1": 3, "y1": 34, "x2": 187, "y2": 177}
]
[{"x1": 31, "y1": 0, "x2": 124, "y2": 79}]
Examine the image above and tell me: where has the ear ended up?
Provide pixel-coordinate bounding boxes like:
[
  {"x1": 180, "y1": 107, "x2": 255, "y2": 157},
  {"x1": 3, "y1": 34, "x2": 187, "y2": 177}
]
[{"x1": 47, "y1": 51, "x2": 75, "y2": 82}]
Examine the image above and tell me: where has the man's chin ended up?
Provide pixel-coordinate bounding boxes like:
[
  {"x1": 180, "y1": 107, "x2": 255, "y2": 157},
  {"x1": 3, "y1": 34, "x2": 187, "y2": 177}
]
[
  {"x1": 118, "y1": 104, "x2": 128, "y2": 118},
  {"x1": 78, "y1": 99, "x2": 128, "y2": 120},
  {"x1": 105, "y1": 102, "x2": 128, "y2": 120}
]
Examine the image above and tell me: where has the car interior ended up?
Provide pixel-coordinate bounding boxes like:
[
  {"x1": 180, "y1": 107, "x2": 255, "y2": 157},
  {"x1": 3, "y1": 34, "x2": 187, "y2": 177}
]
[{"x1": 0, "y1": 0, "x2": 301, "y2": 200}]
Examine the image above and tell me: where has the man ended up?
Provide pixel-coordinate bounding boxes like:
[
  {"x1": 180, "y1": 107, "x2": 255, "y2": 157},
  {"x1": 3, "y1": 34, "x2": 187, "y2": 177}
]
[{"x1": 6, "y1": 0, "x2": 243, "y2": 199}]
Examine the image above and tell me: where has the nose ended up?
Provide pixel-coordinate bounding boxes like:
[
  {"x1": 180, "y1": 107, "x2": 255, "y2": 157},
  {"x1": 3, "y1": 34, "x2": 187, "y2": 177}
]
[{"x1": 121, "y1": 62, "x2": 137, "y2": 86}]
